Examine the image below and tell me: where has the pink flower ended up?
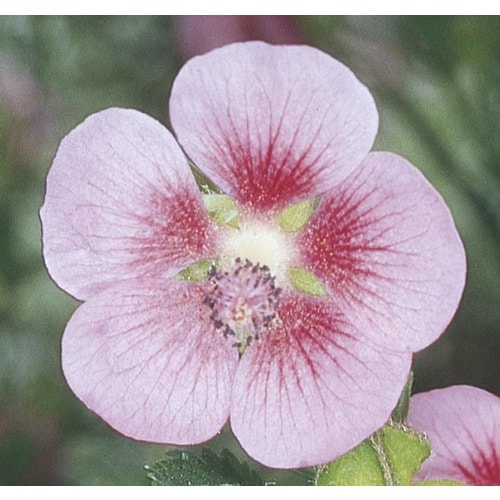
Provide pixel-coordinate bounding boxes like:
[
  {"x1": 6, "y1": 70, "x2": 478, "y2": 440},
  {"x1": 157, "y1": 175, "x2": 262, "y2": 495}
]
[
  {"x1": 408, "y1": 385, "x2": 500, "y2": 485},
  {"x1": 40, "y1": 42, "x2": 466, "y2": 469}
]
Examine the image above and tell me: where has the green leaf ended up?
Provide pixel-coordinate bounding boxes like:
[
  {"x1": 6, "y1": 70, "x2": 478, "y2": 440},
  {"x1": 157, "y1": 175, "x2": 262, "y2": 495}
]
[
  {"x1": 145, "y1": 450, "x2": 226, "y2": 486},
  {"x1": 144, "y1": 448, "x2": 264, "y2": 486},
  {"x1": 315, "y1": 423, "x2": 431, "y2": 486},
  {"x1": 203, "y1": 193, "x2": 240, "y2": 229},
  {"x1": 278, "y1": 198, "x2": 316, "y2": 232},
  {"x1": 176, "y1": 259, "x2": 216, "y2": 282},
  {"x1": 288, "y1": 267, "x2": 328, "y2": 297},
  {"x1": 413, "y1": 479, "x2": 466, "y2": 486},
  {"x1": 315, "y1": 440, "x2": 385, "y2": 486},
  {"x1": 379, "y1": 424, "x2": 431, "y2": 485},
  {"x1": 201, "y1": 448, "x2": 264, "y2": 486}
]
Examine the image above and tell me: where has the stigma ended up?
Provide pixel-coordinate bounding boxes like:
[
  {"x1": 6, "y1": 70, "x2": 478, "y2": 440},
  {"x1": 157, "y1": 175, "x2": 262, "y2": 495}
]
[{"x1": 203, "y1": 258, "x2": 282, "y2": 354}]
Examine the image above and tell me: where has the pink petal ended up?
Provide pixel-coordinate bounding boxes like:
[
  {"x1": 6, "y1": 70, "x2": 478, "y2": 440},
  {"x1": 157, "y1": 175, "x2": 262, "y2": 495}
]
[
  {"x1": 40, "y1": 108, "x2": 215, "y2": 301},
  {"x1": 62, "y1": 278, "x2": 238, "y2": 445},
  {"x1": 408, "y1": 386, "x2": 500, "y2": 485},
  {"x1": 230, "y1": 291, "x2": 411, "y2": 469},
  {"x1": 170, "y1": 41, "x2": 378, "y2": 213},
  {"x1": 297, "y1": 151, "x2": 466, "y2": 352}
]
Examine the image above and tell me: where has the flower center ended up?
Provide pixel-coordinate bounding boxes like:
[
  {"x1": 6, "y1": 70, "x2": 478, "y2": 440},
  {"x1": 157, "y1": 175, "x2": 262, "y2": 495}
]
[
  {"x1": 203, "y1": 258, "x2": 281, "y2": 354},
  {"x1": 218, "y1": 220, "x2": 294, "y2": 284}
]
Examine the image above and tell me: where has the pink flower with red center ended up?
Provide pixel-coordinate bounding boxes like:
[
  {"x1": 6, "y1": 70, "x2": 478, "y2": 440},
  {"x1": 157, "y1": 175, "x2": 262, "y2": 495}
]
[
  {"x1": 408, "y1": 386, "x2": 500, "y2": 485},
  {"x1": 40, "y1": 42, "x2": 466, "y2": 469}
]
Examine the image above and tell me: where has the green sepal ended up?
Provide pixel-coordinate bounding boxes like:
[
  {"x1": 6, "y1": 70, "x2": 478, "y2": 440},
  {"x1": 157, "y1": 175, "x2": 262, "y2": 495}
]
[
  {"x1": 315, "y1": 423, "x2": 431, "y2": 486},
  {"x1": 203, "y1": 193, "x2": 240, "y2": 229},
  {"x1": 315, "y1": 440, "x2": 384, "y2": 486},
  {"x1": 278, "y1": 198, "x2": 316, "y2": 232},
  {"x1": 176, "y1": 259, "x2": 216, "y2": 282},
  {"x1": 379, "y1": 424, "x2": 431, "y2": 485},
  {"x1": 413, "y1": 479, "x2": 466, "y2": 486},
  {"x1": 144, "y1": 448, "x2": 264, "y2": 486},
  {"x1": 288, "y1": 267, "x2": 328, "y2": 297},
  {"x1": 391, "y1": 371, "x2": 414, "y2": 423}
]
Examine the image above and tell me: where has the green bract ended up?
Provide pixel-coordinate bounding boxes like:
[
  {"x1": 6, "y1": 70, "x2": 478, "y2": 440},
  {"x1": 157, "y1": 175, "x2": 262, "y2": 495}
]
[
  {"x1": 278, "y1": 198, "x2": 316, "y2": 232},
  {"x1": 288, "y1": 267, "x2": 328, "y2": 297},
  {"x1": 176, "y1": 259, "x2": 216, "y2": 282},
  {"x1": 203, "y1": 193, "x2": 240, "y2": 228},
  {"x1": 315, "y1": 423, "x2": 431, "y2": 486}
]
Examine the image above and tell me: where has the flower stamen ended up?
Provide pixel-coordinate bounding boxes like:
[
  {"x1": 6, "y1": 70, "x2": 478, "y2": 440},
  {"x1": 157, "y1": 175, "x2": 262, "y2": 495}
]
[{"x1": 203, "y1": 258, "x2": 281, "y2": 354}]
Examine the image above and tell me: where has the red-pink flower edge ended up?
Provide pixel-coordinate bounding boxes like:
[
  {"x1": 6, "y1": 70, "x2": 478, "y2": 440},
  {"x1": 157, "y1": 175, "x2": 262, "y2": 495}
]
[{"x1": 408, "y1": 385, "x2": 500, "y2": 485}]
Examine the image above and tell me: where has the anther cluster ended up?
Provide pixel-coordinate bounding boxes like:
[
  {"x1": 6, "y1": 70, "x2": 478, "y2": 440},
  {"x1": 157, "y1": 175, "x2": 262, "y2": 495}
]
[{"x1": 203, "y1": 258, "x2": 282, "y2": 348}]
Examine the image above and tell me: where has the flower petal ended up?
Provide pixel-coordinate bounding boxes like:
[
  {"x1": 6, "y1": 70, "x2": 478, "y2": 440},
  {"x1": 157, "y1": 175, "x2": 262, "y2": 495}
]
[
  {"x1": 408, "y1": 386, "x2": 500, "y2": 485},
  {"x1": 297, "y1": 152, "x2": 466, "y2": 352},
  {"x1": 230, "y1": 291, "x2": 411, "y2": 469},
  {"x1": 170, "y1": 41, "x2": 378, "y2": 213},
  {"x1": 62, "y1": 278, "x2": 238, "y2": 445},
  {"x1": 40, "y1": 108, "x2": 215, "y2": 300}
]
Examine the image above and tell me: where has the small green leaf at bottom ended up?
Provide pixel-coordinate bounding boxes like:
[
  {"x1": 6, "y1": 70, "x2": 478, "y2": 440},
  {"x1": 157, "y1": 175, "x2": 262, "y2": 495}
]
[{"x1": 144, "y1": 448, "x2": 264, "y2": 486}]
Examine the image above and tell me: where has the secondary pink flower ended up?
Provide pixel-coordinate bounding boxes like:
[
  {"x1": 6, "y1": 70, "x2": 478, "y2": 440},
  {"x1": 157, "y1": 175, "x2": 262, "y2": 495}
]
[
  {"x1": 40, "y1": 42, "x2": 466, "y2": 469},
  {"x1": 408, "y1": 385, "x2": 500, "y2": 485},
  {"x1": 175, "y1": 15, "x2": 302, "y2": 61}
]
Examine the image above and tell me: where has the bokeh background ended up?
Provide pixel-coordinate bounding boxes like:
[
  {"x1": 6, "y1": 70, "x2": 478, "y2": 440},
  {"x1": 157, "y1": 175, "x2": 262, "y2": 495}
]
[{"x1": 0, "y1": 15, "x2": 498, "y2": 485}]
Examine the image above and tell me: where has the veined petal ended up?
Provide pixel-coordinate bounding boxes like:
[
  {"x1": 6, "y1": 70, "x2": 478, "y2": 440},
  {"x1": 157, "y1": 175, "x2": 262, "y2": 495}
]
[
  {"x1": 40, "y1": 108, "x2": 215, "y2": 301},
  {"x1": 297, "y1": 152, "x2": 466, "y2": 352},
  {"x1": 230, "y1": 291, "x2": 411, "y2": 469},
  {"x1": 62, "y1": 278, "x2": 238, "y2": 445},
  {"x1": 408, "y1": 386, "x2": 500, "y2": 485},
  {"x1": 170, "y1": 41, "x2": 378, "y2": 213}
]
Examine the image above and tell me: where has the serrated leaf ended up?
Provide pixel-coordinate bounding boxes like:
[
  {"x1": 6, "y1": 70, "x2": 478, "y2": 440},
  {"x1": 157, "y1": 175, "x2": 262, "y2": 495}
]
[
  {"x1": 316, "y1": 423, "x2": 431, "y2": 486},
  {"x1": 144, "y1": 450, "x2": 227, "y2": 486},
  {"x1": 144, "y1": 448, "x2": 264, "y2": 486},
  {"x1": 288, "y1": 267, "x2": 328, "y2": 297},
  {"x1": 201, "y1": 448, "x2": 263, "y2": 486},
  {"x1": 278, "y1": 198, "x2": 316, "y2": 232},
  {"x1": 203, "y1": 193, "x2": 240, "y2": 229}
]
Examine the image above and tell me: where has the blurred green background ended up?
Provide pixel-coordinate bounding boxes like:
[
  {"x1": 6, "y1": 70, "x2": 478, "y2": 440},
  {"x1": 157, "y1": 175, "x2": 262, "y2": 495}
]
[{"x1": 0, "y1": 16, "x2": 498, "y2": 485}]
